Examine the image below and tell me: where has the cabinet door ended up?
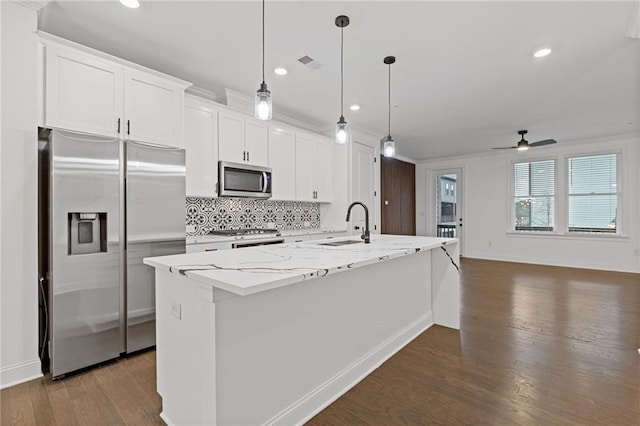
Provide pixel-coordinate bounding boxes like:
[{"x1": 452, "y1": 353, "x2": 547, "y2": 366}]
[
  {"x1": 184, "y1": 102, "x2": 217, "y2": 197},
  {"x1": 45, "y1": 45, "x2": 123, "y2": 137},
  {"x1": 294, "y1": 133, "x2": 315, "y2": 202},
  {"x1": 313, "y1": 138, "x2": 333, "y2": 202},
  {"x1": 244, "y1": 119, "x2": 269, "y2": 167},
  {"x1": 124, "y1": 69, "x2": 183, "y2": 147},
  {"x1": 268, "y1": 127, "x2": 296, "y2": 200},
  {"x1": 218, "y1": 111, "x2": 245, "y2": 163}
]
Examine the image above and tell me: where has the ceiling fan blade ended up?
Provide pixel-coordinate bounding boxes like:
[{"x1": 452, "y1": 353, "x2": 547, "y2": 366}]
[
  {"x1": 492, "y1": 146, "x2": 517, "y2": 149},
  {"x1": 529, "y1": 139, "x2": 557, "y2": 147}
]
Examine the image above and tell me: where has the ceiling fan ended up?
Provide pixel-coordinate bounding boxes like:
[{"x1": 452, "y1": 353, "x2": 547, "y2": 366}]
[{"x1": 492, "y1": 130, "x2": 557, "y2": 151}]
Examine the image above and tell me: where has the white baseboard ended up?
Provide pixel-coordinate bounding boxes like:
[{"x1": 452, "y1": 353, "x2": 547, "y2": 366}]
[
  {"x1": 159, "y1": 411, "x2": 175, "y2": 426},
  {"x1": 466, "y1": 252, "x2": 639, "y2": 274},
  {"x1": 0, "y1": 358, "x2": 43, "y2": 389},
  {"x1": 266, "y1": 313, "x2": 434, "y2": 426}
]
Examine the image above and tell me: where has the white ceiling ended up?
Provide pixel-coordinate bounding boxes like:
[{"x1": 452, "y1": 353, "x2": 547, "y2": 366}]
[{"x1": 39, "y1": 1, "x2": 639, "y2": 160}]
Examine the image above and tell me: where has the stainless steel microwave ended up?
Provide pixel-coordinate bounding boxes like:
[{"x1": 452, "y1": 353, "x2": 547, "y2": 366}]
[{"x1": 218, "y1": 161, "x2": 272, "y2": 198}]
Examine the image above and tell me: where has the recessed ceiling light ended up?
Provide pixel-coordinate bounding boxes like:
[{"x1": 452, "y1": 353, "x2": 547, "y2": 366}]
[
  {"x1": 119, "y1": 0, "x2": 140, "y2": 8},
  {"x1": 533, "y1": 47, "x2": 552, "y2": 58},
  {"x1": 274, "y1": 68, "x2": 287, "y2": 76},
  {"x1": 350, "y1": 104, "x2": 360, "y2": 111}
]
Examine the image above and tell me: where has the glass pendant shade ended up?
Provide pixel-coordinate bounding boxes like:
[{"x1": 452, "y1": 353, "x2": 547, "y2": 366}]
[
  {"x1": 255, "y1": 83, "x2": 272, "y2": 121},
  {"x1": 336, "y1": 116, "x2": 349, "y2": 144},
  {"x1": 383, "y1": 136, "x2": 396, "y2": 158}
]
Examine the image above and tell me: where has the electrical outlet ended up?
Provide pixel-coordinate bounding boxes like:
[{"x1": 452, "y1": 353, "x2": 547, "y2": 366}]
[
  {"x1": 304, "y1": 221, "x2": 310, "y2": 227},
  {"x1": 186, "y1": 225, "x2": 196, "y2": 234},
  {"x1": 169, "y1": 302, "x2": 181, "y2": 320},
  {"x1": 267, "y1": 222, "x2": 275, "y2": 229}
]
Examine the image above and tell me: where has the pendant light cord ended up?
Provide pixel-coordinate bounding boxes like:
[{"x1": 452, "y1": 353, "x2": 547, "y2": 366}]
[
  {"x1": 388, "y1": 63, "x2": 391, "y2": 137},
  {"x1": 340, "y1": 26, "x2": 344, "y2": 118},
  {"x1": 262, "y1": 0, "x2": 265, "y2": 84}
]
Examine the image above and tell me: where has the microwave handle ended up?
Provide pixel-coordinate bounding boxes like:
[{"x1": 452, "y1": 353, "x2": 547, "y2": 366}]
[{"x1": 262, "y1": 172, "x2": 268, "y2": 193}]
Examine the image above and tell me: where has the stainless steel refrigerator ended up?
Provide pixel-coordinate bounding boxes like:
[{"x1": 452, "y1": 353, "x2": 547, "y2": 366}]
[{"x1": 39, "y1": 129, "x2": 185, "y2": 378}]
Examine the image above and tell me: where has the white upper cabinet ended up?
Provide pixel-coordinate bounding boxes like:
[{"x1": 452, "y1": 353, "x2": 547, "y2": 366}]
[
  {"x1": 244, "y1": 120, "x2": 269, "y2": 167},
  {"x1": 218, "y1": 111, "x2": 268, "y2": 166},
  {"x1": 184, "y1": 97, "x2": 218, "y2": 197},
  {"x1": 218, "y1": 111, "x2": 245, "y2": 163},
  {"x1": 295, "y1": 133, "x2": 316, "y2": 202},
  {"x1": 268, "y1": 126, "x2": 296, "y2": 200},
  {"x1": 313, "y1": 138, "x2": 333, "y2": 203},
  {"x1": 124, "y1": 69, "x2": 184, "y2": 147},
  {"x1": 41, "y1": 34, "x2": 190, "y2": 147},
  {"x1": 45, "y1": 44, "x2": 123, "y2": 138},
  {"x1": 295, "y1": 133, "x2": 333, "y2": 203}
]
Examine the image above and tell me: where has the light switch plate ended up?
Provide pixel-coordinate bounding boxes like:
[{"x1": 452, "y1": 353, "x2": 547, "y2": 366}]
[
  {"x1": 169, "y1": 302, "x2": 182, "y2": 319},
  {"x1": 304, "y1": 221, "x2": 310, "y2": 227}
]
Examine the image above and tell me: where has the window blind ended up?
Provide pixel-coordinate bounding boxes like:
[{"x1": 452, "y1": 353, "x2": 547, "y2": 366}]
[
  {"x1": 513, "y1": 160, "x2": 555, "y2": 231},
  {"x1": 568, "y1": 154, "x2": 617, "y2": 233}
]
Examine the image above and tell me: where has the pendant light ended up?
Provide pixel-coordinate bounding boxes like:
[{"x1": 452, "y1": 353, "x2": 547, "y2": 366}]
[
  {"x1": 335, "y1": 15, "x2": 350, "y2": 144},
  {"x1": 382, "y1": 56, "x2": 396, "y2": 158},
  {"x1": 255, "y1": 0, "x2": 272, "y2": 120}
]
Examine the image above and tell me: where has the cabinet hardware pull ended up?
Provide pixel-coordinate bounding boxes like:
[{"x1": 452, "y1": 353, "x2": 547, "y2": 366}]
[
  {"x1": 127, "y1": 120, "x2": 130, "y2": 135},
  {"x1": 247, "y1": 151, "x2": 250, "y2": 162},
  {"x1": 243, "y1": 151, "x2": 246, "y2": 161},
  {"x1": 117, "y1": 118, "x2": 121, "y2": 133}
]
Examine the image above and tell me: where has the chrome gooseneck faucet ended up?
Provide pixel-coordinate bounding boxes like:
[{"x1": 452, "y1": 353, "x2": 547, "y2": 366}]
[{"x1": 346, "y1": 201, "x2": 370, "y2": 244}]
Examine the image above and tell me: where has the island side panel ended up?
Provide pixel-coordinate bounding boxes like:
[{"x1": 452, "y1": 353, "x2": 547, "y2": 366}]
[
  {"x1": 431, "y1": 241, "x2": 461, "y2": 329},
  {"x1": 214, "y1": 250, "x2": 434, "y2": 426},
  {"x1": 155, "y1": 269, "x2": 216, "y2": 426}
]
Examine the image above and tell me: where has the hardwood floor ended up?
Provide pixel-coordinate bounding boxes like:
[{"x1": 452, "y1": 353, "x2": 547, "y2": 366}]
[{"x1": 2, "y1": 259, "x2": 638, "y2": 425}]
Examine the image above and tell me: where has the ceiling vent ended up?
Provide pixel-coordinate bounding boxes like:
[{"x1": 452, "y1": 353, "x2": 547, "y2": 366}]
[{"x1": 298, "y1": 55, "x2": 322, "y2": 70}]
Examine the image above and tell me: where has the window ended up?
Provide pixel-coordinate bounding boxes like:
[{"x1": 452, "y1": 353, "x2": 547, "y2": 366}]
[
  {"x1": 568, "y1": 153, "x2": 618, "y2": 233},
  {"x1": 513, "y1": 160, "x2": 555, "y2": 231}
]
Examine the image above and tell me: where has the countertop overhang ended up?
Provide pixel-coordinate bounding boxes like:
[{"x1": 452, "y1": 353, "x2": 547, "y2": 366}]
[{"x1": 144, "y1": 234, "x2": 457, "y2": 296}]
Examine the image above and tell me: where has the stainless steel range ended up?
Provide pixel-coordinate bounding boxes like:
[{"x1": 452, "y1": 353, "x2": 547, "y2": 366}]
[
  {"x1": 208, "y1": 228, "x2": 280, "y2": 236},
  {"x1": 208, "y1": 228, "x2": 284, "y2": 248}
]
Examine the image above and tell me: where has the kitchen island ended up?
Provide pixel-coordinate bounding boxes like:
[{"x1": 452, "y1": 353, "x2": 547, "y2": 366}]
[{"x1": 144, "y1": 234, "x2": 460, "y2": 426}]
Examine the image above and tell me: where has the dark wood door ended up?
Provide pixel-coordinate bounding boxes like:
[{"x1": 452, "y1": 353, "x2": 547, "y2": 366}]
[{"x1": 381, "y1": 156, "x2": 416, "y2": 235}]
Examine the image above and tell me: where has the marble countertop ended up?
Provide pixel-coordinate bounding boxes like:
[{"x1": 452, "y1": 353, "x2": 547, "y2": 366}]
[
  {"x1": 186, "y1": 229, "x2": 347, "y2": 245},
  {"x1": 144, "y1": 234, "x2": 457, "y2": 296}
]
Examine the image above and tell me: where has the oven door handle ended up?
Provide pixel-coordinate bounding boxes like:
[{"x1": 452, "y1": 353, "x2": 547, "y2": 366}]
[{"x1": 262, "y1": 172, "x2": 268, "y2": 193}]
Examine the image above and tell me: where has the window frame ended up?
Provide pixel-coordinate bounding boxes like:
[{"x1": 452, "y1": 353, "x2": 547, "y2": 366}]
[
  {"x1": 506, "y1": 147, "x2": 626, "y2": 239},
  {"x1": 509, "y1": 156, "x2": 558, "y2": 234},
  {"x1": 565, "y1": 151, "x2": 622, "y2": 236}
]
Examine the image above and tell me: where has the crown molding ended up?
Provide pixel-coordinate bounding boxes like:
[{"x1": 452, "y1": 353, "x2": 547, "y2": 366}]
[
  {"x1": 185, "y1": 86, "x2": 219, "y2": 103},
  {"x1": 11, "y1": 0, "x2": 51, "y2": 11},
  {"x1": 219, "y1": 88, "x2": 323, "y2": 133}
]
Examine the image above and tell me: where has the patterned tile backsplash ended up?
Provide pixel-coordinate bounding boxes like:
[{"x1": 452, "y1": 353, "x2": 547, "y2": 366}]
[{"x1": 186, "y1": 197, "x2": 321, "y2": 236}]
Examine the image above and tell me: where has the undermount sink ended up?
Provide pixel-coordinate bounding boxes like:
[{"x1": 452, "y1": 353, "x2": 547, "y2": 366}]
[{"x1": 318, "y1": 240, "x2": 363, "y2": 247}]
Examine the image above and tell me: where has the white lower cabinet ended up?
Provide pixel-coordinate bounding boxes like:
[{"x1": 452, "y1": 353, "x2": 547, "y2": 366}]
[{"x1": 184, "y1": 96, "x2": 218, "y2": 197}]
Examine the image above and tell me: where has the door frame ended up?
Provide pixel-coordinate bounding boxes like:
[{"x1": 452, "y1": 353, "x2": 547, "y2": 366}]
[{"x1": 430, "y1": 167, "x2": 464, "y2": 256}]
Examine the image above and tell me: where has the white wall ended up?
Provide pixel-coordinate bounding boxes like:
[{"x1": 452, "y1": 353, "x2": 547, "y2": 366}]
[
  {"x1": 0, "y1": 1, "x2": 42, "y2": 388},
  {"x1": 417, "y1": 135, "x2": 640, "y2": 273}
]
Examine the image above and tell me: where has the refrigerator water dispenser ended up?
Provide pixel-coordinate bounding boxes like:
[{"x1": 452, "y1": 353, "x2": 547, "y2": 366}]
[{"x1": 68, "y1": 212, "x2": 107, "y2": 255}]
